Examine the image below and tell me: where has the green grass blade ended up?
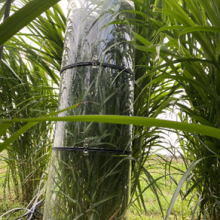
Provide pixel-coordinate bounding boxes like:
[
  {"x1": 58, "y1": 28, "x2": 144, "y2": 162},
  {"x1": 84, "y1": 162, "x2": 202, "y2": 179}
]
[
  {"x1": 0, "y1": 122, "x2": 12, "y2": 137},
  {"x1": 164, "y1": 158, "x2": 204, "y2": 220},
  {"x1": 0, "y1": 104, "x2": 80, "y2": 152},
  {"x1": 0, "y1": 3, "x2": 6, "y2": 20},
  {"x1": 0, "y1": 0, "x2": 60, "y2": 47},
  {"x1": 199, "y1": 0, "x2": 220, "y2": 27},
  {"x1": 0, "y1": 115, "x2": 220, "y2": 141},
  {"x1": 179, "y1": 26, "x2": 220, "y2": 37}
]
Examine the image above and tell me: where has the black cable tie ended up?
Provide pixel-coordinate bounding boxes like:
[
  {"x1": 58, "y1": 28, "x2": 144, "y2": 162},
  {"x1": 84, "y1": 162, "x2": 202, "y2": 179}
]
[
  {"x1": 52, "y1": 147, "x2": 132, "y2": 155},
  {"x1": 60, "y1": 62, "x2": 133, "y2": 76}
]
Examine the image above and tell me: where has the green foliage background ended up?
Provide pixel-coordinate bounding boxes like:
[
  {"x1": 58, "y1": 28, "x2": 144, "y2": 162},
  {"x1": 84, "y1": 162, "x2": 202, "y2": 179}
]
[{"x1": 0, "y1": 0, "x2": 220, "y2": 219}]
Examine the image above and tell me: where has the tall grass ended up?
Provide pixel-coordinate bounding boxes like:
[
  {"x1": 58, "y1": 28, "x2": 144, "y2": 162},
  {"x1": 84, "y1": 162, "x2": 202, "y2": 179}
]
[
  {"x1": 129, "y1": 0, "x2": 220, "y2": 218},
  {"x1": 129, "y1": 0, "x2": 180, "y2": 216},
  {"x1": 0, "y1": 0, "x2": 220, "y2": 219},
  {"x1": 163, "y1": 0, "x2": 220, "y2": 218},
  {"x1": 0, "y1": 2, "x2": 65, "y2": 204},
  {"x1": 0, "y1": 46, "x2": 57, "y2": 203}
]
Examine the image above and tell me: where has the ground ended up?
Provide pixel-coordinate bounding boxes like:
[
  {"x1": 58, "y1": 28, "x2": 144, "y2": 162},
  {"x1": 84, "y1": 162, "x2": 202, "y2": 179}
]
[{"x1": 0, "y1": 156, "x2": 195, "y2": 220}]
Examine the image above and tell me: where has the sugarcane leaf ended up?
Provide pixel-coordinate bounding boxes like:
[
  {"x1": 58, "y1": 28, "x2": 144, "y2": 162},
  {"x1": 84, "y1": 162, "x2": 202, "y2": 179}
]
[
  {"x1": 183, "y1": 0, "x2": 203, "y2": 25},
  {"x1": 0, "y1": 103, "x2": 81, "y2": 152},
  {"x1": 120, "y1": 10, "x2": 149, "y2": 20},
  {"x1": 0, "y1": 123, "x2": 12, "y2": 137},
  {"x1": 165, "y1": 155, "x2": 220, "y2": 219},
  {"x1": 0, "y1": 2, "x2": 6, "y2": 20},
  {"x1": 192, "y1": 116, "x2": 214, "y2": 127},
  {"x1": 179, "y1": 26, "x2": 220, "y2": 37},
  {"x1": 199, "y1": 0, "x2": 220, "y2": 27},
  {"x1": 135, "y1": 58, "x2": 216, "y2": 84},
  {"x1": 0, "y1": 115, "x2": 220, "y2": 142},
  {"x1": 152, "y1": 97, "x2": 175, "y2": 118},
  {"x1": 159, "y1": 25, "x2": 185, "y2": 32},
  {"x1": 164, "y1": 158, "x2": 203, "y2": 220},
  {"x1": 0, "y1": 0, "x2": 61, "y2": 47},
  {"x1": 132, "y1": 31, "x2": 152, "y2": 46}
]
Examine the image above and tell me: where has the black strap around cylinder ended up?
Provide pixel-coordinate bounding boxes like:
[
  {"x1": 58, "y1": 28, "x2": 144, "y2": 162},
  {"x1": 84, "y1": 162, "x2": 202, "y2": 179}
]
[
  {"x1": 60, "y1": 62, "x2": 133, "y2": 76},
  {"x1": 52, "y1": 147, "x2": 132, "y2": 155},
  {"x1": 58, "y1": 63, "x2": 133, "y2": 156}
]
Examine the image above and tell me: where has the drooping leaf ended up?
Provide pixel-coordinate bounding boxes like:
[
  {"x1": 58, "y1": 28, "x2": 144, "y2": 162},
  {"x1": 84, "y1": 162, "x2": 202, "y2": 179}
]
[
  {"x1": 0, "y1": 103, "x2": 81, "y2": 152},
  {"x1": 0, "y1": 0, "x2": 61, "y2": 47},
  {"x1": 0, "y1": 114, "x2": 220, "y2": 151}
]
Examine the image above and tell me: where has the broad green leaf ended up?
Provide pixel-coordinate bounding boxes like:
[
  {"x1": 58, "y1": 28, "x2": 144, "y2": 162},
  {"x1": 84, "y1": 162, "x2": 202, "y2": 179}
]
[
  {"x1": 164, "y1": 158, "x2": 204, "y2": 220},
  {"x1": 165, "y1": 155, "x2": 220, "y2": 219},
  {"x1": 203, "y1": 141, "x2": 219, "y2": 154},
  {"x1": 132, "y1": 31, "x2": 151, "y2": 46},
  {"x1": 163, "y1": 5, "x2": 195, "y2": 27},
  {"x1": 179, "y1": 26, "x2": 220, "y2": 37},
  {"x1": 136, "y1": 74, "x2": 220, "y2": 108},
  {"x1": 0, "y1": 122, "x2": 12, "y2": 137},
  {"x1": 1, "y1": 59, "x2": 22, "y2": 82},
  {"x1": 152, "y1": 97, "x2": 175, "y2": 118},
  {"x1": 120, "y1": 10, "x2": 149, "y2": 20},
  {"x1": 159, "y1": 25, "x2": 185, "y2": 32},
  {"x1": 148, "y1": 17, "x2": 163, "y2": 27},
  {"x1": 183, "y1": 0, "x2": 203, "y2": 25},
  {"x1": 199, "y1": 0, "x2": 220, "y2": 27},
  {"x1": 0, "y1": 2, "x2": 6, "y2": 20},
  {"x1": 142, "y1": 167, "x2": 164, "y2": 217},
  {"x1": 135, "y1": 58, "x2": 216, "y2": 84},
  {"x1": 212, "y1": 0, "x2": 220, "y2": 14},
  {"x1": 192, "y1": 116, "x2": 214, "y2": 127},
  {"x1": 0, "y1": 0, "x2": 61, "y2": 47},
  {"x1": 0, "y1": 115, "x2": 220, "y2": 143},
  {"x1": 0, "y1": 0, "x2": 12, "y2": 64}
]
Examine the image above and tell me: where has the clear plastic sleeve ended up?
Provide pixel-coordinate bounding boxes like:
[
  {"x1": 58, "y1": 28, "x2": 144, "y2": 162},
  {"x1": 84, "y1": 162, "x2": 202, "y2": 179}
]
[{"x1": 44, "y1": 0, "x2": 134, "y2": 219}]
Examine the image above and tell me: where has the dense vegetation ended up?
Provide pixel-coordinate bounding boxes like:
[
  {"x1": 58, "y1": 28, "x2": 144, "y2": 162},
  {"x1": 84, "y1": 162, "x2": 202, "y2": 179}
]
[{"x1": 0, "y1": 0, "x2": 220, "y2": 219}]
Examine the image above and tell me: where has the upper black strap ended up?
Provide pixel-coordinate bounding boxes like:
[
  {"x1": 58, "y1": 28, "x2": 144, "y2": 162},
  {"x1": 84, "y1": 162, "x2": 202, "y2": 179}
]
[{"x1": 60, "y1": 62, "x2": 133, "y2": 75}]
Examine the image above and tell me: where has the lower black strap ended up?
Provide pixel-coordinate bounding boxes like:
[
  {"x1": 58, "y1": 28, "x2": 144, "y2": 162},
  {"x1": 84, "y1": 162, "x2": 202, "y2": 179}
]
[
  {"x1": 52, "y1": 147, "x2": 132, "y2": 155},
  {"x1": 60, "y1": 62, "x2": 133, "y2": 76}
]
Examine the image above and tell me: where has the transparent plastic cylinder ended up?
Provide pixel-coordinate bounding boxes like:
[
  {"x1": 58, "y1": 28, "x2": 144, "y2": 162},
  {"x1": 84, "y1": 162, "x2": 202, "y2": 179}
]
[{"x1": 44, "y1": 0, "x2": 134, "y2": 219}]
